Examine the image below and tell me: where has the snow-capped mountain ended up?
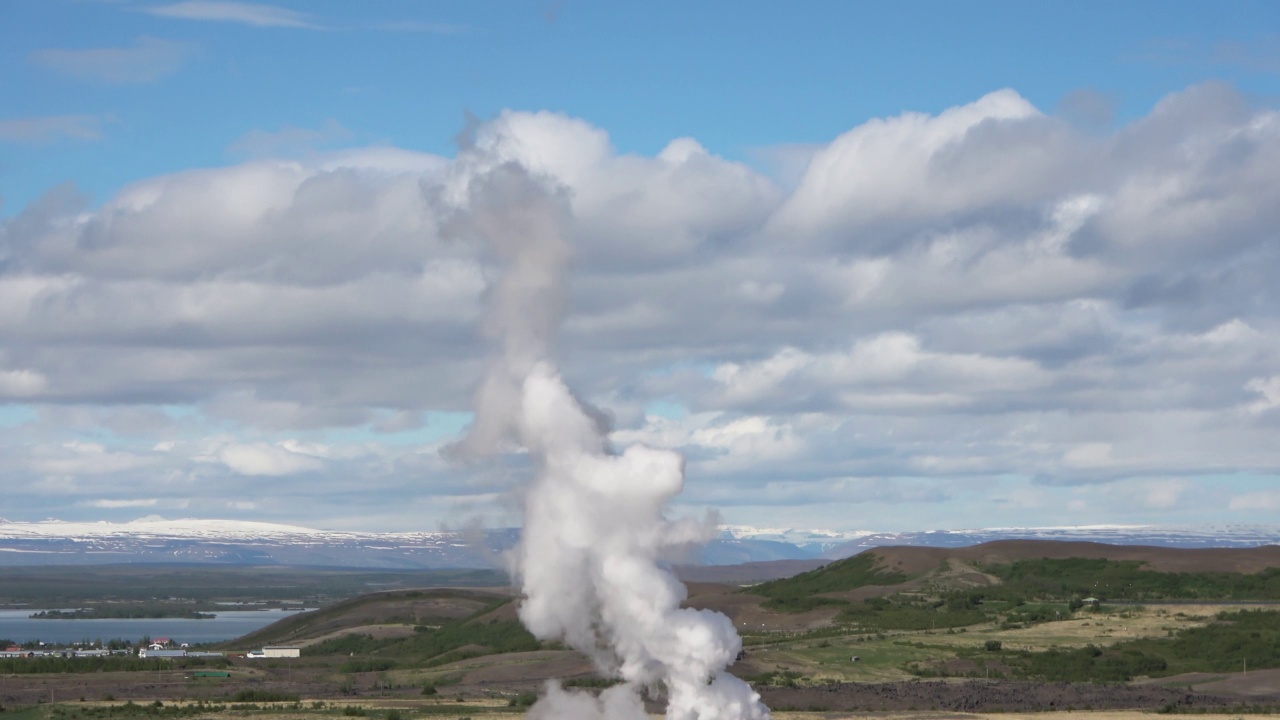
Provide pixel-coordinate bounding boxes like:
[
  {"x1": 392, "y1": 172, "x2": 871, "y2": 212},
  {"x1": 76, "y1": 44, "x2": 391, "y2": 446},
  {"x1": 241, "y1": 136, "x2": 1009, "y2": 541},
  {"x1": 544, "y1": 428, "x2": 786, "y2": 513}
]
[
  {"x1": 0, "y1": 517, "x2": 1277, "y2": 569},
  {"x1": 0, "y1": 517, "x2": 514, "y2": 569},
  {"x1": 819, "y1": 524, "x2": 1280, "y2": 557},
  {"x1": 719, "y1": 525, "x2": 874, "y2": 551}
]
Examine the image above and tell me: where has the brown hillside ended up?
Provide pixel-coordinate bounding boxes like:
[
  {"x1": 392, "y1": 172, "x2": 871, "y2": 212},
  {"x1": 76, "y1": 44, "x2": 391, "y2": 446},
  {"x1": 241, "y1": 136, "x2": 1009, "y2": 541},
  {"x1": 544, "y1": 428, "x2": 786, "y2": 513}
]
[
  {"x1": 867, "y1": 540, "x2": 1280, "y2": 575},
  {"x1": 226, "y1": 587, "x2": 514, "y2": 649}
]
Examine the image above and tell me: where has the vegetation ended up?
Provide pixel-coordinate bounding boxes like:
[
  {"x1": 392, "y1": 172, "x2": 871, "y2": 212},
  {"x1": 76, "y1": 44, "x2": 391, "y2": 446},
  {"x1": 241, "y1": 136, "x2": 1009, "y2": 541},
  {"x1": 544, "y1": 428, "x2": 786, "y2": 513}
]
[
  {"x1": 0, "y1": 656, "x2": 226, "y2": 674},
  {"x1": 746, "y1": 553, "x2": 910, "y2": 610},
  {"x1": 562, "y1": 677, "x2": 622, "y2": 689},
  {"x1": 836, "y1": 593, "x2": 989, "y2": 630},
  {"x1": 985, "y1": 558, "x2": 1280, "y2": 601},
  {"x1": 5, "y1": 547, "x2": 1280, "y2": 703},
  {"x1": 31, "y1": 605, "x2": 215, "y2": 620},
  {"x1": 745, "y1": 551, "x2": 1280, "y2": 650},
  {"x1": 0, "y1": 701, "x2": 236, "y2": 719},
  {"x1": 229, "y1": 587, "x2": 508, "y2": 650},
  {"x1": 229, "y1": 690, "x2": 299, "y2": 703},
  {"x1": 914, "y1": 609, "x2": 1280, "y2": 682},
  {"x1": 1131, "y1": 609, "x2": 1280, "y2": 674},
  {"x1": 302, "y1": 599, "x2": 541, "y2": 668},
  {"x1": 1007, "y1": 644, "x2": 1169, "y2": 682}
]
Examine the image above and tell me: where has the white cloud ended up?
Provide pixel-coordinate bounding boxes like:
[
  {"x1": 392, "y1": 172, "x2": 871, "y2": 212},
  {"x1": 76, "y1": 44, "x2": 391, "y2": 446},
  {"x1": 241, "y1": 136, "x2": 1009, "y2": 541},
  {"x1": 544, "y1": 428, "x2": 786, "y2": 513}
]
[
  {"x1": 29, "y1": 36, "x2": 192, "y2": 84},
  {"x1": 0, "y1": 369, "x2": 47, "y2": 398},
  {"x1": 769, "y1": 89, "x2": 1048, "y2": 240},
  {"x1": 711, "y1": 333, "x2": 1049, "y2": 412},
  {"x1": 0, "y1": 115, "x2": 106, "y2": 145},
  {"x1": 3, "y1": 85, "x2": 1280, "y2": 529},
  {"x1": 84, "y1": 498, "x2": 159, "y2": 508},
  {"x1": 145, "y1": 1, "x2": 319, "y2": 29},
  {"x1": 1245, "y1": 376, "x2": 1280, "y2": 414},
  {"x1": 218, "y1": 442, "x2": 324, "y2": 476},
  {"x1": 1229, "y1": 491, "x2": 1280, "y2": 511},
  {"x1": 28, "y1": 442, "x2": 158, "y2": 476}
]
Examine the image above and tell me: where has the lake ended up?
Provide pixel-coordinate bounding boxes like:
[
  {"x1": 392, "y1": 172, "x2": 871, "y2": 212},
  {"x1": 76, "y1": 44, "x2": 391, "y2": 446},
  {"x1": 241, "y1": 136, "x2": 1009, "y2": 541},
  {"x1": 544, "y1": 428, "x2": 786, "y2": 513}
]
[{"x1": 0, "y1": 608, "x2": 310, "y2": 645}]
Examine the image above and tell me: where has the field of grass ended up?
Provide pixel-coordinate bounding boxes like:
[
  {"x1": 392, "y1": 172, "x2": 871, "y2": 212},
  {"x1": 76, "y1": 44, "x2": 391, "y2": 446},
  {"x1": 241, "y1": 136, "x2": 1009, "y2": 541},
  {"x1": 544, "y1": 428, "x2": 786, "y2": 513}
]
[
  {"x1": 0, "y1": 698, "x2": 532, "y2": 720},
  {"x1": 7, "y1": 701, "x2": 1280, "y2": 720},
  {"x1": 736, "y1": 603, "x2": 1280, "y2": 687},
  {"x1": 3, "y1": 546, "x2": 1278, "y2": 717}
]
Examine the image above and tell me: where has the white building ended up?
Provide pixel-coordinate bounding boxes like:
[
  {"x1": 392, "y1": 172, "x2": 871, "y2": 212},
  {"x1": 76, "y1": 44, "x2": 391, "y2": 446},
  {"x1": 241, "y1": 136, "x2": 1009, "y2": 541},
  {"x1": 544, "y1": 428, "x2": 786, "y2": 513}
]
[{"x1": 261, "y1": 646, "x2": 301, "y2": 658}]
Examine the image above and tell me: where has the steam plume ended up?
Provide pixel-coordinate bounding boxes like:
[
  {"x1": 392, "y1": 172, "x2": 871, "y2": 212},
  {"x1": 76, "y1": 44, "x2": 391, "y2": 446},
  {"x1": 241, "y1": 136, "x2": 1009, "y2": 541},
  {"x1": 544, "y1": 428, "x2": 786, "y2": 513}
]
[{"x1": 457, "y1": 161, "x2": 770, "y2": 719}]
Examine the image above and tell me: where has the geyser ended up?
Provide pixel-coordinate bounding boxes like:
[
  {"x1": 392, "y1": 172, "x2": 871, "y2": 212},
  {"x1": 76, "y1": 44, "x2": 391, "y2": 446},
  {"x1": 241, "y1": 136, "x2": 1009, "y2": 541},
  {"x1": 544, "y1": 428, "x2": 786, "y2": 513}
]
[{"x1": 455, "y1": 161, "x2": 771, "y2": 720}]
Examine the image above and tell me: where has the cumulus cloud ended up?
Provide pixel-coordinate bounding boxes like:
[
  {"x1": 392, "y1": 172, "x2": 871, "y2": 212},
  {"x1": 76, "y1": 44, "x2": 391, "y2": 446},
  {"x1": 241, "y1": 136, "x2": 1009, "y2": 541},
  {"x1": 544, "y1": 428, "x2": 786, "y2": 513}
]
[{"x1": 2, "y1": 84, "x2": 1280, "y2": 529}]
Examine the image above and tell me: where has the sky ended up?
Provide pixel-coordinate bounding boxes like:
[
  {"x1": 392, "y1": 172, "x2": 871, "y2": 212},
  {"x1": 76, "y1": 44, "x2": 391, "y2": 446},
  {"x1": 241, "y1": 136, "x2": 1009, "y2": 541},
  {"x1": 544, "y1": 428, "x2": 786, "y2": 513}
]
[{"x1": 2, "y1": 1, "x2": 1280, "y2": 534}]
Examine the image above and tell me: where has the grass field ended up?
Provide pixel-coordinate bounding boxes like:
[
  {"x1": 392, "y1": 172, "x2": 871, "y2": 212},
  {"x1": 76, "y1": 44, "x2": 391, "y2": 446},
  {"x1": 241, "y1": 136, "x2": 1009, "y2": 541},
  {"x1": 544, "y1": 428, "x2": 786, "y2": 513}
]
[
  {"x1": 5, "y1": 702, "x2": 1280, "y2": 720},
  {"x1": 734, "y1": 603, "x2": 1274, "y2": 685}
]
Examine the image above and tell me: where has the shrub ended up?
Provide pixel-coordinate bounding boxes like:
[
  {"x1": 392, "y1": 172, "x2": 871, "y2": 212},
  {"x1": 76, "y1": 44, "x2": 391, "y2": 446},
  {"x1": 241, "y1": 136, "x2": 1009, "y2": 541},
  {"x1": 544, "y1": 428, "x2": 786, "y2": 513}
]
[{"x1": 508, "y1": 693, "x2": 538, "y2": 708}]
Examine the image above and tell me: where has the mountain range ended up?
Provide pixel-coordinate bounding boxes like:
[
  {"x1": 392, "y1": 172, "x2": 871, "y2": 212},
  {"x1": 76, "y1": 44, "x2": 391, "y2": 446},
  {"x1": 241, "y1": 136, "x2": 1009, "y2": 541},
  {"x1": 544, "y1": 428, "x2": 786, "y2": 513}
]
[{"x1": 0, "y1": 517, "x2": 1277, "y2": 569}]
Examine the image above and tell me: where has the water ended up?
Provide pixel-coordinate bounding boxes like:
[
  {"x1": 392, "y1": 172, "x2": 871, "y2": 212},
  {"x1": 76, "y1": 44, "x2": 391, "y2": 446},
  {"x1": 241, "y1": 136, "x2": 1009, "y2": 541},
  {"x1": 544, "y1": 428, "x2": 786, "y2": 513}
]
[{"x1": 0, "y1": 608, "x2": 309, "y2": 645}]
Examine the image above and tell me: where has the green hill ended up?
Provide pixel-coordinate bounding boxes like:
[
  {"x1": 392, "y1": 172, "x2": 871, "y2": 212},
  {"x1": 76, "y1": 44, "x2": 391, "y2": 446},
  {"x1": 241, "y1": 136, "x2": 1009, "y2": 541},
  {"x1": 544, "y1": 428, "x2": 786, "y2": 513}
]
[
  {"x1": 222, "y1": 587, "x2": 512, "y2": 649},
  {"x1": 746, "y1": 552, "x2": 911, "y2": 611}
]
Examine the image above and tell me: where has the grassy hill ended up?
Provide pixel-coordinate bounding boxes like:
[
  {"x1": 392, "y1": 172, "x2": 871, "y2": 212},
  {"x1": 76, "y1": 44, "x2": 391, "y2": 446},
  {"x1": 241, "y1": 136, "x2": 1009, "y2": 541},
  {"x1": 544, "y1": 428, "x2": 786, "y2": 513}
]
[
  {"x1": 225, "y1": 587, "x2": 514, "y2": 647},
  {"x1": 6, "y1": 540, "x2": 1280, "y2": 710},
  {"x1": 746, "y1": 553, "x2": 911, "y2": 611},
  {"x1": 737, "y1": 541, "x2": 1280, "y2": 632}
]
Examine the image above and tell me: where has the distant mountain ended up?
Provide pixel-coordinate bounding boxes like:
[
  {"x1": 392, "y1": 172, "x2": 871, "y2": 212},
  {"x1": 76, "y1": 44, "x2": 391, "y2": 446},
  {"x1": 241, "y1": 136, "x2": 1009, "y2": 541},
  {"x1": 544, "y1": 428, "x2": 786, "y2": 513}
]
[
  {"x1": 0, "y1": 517, "x2": 514, "y2": 569},
  {"x1": 816, "y1": 524, "x2": 1280, "y2": 558},
  {"x1": 0, "y1": 517, "x2": 1277, "y2": 569}
]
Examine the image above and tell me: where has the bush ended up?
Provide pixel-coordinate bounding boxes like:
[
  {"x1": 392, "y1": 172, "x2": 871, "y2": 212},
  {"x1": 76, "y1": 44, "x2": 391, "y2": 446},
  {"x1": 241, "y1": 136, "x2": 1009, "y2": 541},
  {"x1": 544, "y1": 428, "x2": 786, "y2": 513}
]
[
  {"x1": 508, "y1": 693, "x2": 538, "y2": 708},
  {"x1": 341, "y1": 659, "x2": 397, "y2": 673},
  {"x1": 985, "y1": 640, "x2": 1002, "y2": 652},
  {"x1": 232, "y1": 690, "x2": 299, "y2": 702}
]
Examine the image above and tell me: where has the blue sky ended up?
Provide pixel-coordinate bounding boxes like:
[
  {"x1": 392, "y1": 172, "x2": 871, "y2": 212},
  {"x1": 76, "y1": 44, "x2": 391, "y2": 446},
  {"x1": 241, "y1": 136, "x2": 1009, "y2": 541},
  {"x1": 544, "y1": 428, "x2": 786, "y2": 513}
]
[
  {"x1": 6, "y1": 1, "x2": 1278, "y2": 213},
  {"x1": 2, "y1": 1, "x2": 1280, "y2": 532}
]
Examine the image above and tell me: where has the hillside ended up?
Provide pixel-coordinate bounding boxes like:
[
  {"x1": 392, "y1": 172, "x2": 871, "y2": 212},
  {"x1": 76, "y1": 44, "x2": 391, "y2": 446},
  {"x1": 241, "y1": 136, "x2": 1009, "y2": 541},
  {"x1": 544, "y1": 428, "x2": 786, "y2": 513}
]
[
  {"x1": 753, "y1": 540, "x2": 1280, "y2": 599},
  {"x1": 871, "y1": 539, "x2": 1280, "y2": 575},
  {"x1": 223, "y1": 587, "x2": 517, "y2": 651},
  {"x1": 6, "y1": 539, "x2": 1280, "y2": 713}
]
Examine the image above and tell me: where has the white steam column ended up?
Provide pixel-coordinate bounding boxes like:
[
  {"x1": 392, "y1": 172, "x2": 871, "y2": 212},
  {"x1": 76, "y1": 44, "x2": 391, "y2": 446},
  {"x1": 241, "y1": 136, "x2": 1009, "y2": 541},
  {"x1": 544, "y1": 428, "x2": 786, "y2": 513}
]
[{"x1": 455, "y1": 162, "x2": 771, "y2": 720}]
